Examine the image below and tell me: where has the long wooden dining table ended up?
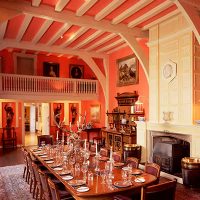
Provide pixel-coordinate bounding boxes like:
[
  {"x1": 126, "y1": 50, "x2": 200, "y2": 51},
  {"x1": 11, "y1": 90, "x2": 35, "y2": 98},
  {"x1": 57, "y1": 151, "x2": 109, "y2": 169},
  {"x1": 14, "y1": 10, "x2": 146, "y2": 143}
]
[{"x1": 29, "y1": 146, "x2": 156, "y2": 200}]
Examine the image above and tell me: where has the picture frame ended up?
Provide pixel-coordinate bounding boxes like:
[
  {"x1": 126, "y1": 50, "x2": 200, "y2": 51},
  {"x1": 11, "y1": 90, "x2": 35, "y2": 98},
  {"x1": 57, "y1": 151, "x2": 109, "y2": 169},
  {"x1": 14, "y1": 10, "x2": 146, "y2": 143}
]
[
  {"x1": 117, "y1": 55, "x2": 139, "y2": 86},
  {"x1": 51, "y1": 103, "x2": 64, "y2": 126},
  {"x1": 69, "y1": 64, "x2": 84, "y2": 79},
  {"x1": 43, "y1": 62, "x2": 59, "y2": 77},
  {"x1": 69, "y1": 103, "x2": 79, "y2": 124},
  {"x1": 90, "y1": 104, "x2": 100, "y2": 123}
]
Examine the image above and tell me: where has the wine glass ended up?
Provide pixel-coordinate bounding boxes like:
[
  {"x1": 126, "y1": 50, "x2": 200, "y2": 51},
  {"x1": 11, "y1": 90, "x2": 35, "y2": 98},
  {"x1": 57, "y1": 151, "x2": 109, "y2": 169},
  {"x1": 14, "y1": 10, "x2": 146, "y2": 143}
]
[
  {"x1": 41, "y1": 141, "x2": 45, "y2": 149},
  {"x1": 81, "y1": 163, "x2": 88, "y2": 182},
  {"x1": 100, "y1": 170, "x2": 106, "y2": 184},
  {"x1": 122, "y1": 169, "x2": 128, "y2": 183}
]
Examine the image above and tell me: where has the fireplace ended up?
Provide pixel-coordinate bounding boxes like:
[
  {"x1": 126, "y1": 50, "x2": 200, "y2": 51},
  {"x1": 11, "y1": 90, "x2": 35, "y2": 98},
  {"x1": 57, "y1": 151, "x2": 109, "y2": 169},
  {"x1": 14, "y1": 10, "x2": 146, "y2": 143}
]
[
  {"x1": 147, "y1": 130, "x2": 191, "y2": 175},
  {"x1": 152, "y1": 136, "x2": 190, "y2": 174}
]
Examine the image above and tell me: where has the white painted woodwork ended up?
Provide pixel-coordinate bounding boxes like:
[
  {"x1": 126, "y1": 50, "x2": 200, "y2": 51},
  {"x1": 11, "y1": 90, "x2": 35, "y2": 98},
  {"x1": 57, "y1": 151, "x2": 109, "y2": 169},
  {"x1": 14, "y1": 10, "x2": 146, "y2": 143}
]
[
  {"x1": 135, "y1": 121, "x2": 147, "y2": 162},
  {"x1": 106, "y1": 43, "x2": 128, "y2": 54},
  {"x1": 73, "y1": 30, "x2": 104, "y2": 49},
  {"x1": 148, "y1": 14, "x2": 193, "y2": 125},
  {"x1": 16, "y1": 14, "x2": 32, "y2": 41},
  {"x1": 96, "y1": 38, "x2": 124, "y2": 52},
  {"x1": 86, "y1": 33, "x2": 117, "y2": 51},
  {"x1": 142, "y1": 10, "x2": 180, "y2": 30},
  {"x1": 46, "y1": 23, "x2": 71, "y2": 46},
  {"x1": 32, "y1": 0, "x2": 42, "y2": 7},
  {"x1": 0, "y1": 73, "x2": 99, "y2": 101},
  {"x1": 41, "y1": 103, "x2": 50, "y2": 135},
  {"x1": 55, "y1": 0, "x2": 70, "y2": 12},
  {"x1": 112, "y1": 0, "x2": 154, "y2": 25},
  {"x1": 2, "y1": 39, "x2": 106, "y2": 58},
  {"x1": 60, "y1": 27, "x2": 90, "y2": 48},
  {"x1": 128, "y1": 1, "x2": 173, "y2": 28},
  {"x1": 79, "y1": 54, "x2": 105, "y2": 97},
  {"x1": 95, "y1": 0, "x2": 126, "y2": 21},
  {"x1": 76, "y1": 0, "x2": 98, "y2": 17},
  {"x1": 0, "y1": 7, "x2": 21, "y2": 23},
  {"x1": 174, "y1": 0, "x2": 200, "y2": 44},
  {"x1": 30, "y1": 104, "x2": 36, "y2": 133},
  {"x1": 120, "y1": 32, "x2": 149, "y2": 79},
  {"x1": 32, "y1": 19, "x2": 53, "y2": 44},
  {"x1": 0, "y1": 21, "x2": 8, "y2": 40},
  {"x1": 0, "y1": 1, "x2": 144, "y2": 38}
]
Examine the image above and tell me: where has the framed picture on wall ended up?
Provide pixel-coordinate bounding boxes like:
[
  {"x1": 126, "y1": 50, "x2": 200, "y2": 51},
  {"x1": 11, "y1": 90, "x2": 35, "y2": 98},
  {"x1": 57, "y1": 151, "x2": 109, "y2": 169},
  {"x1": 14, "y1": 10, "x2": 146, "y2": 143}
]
[
  {"x1": 69, "y1": 64, "x2": 84, "y2": 79},
  {"x1": 90, "y1": 104, "x2": 100, "y2": 123},
  {"x1": 43, "y1": 62, "x2": 59, "y2": 77},
  {"x1": 51, "y1": 103, "x2": 64, "y2": 126},
  {"x1": 117, "y1": 55, "x2": 139, "y2": 86}
]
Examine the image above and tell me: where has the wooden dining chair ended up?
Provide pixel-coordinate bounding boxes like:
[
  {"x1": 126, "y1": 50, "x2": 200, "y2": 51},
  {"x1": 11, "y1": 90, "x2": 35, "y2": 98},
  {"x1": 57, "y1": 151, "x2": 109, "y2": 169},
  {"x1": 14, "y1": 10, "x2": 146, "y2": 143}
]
[
  {"x1": 126, "y1": 157, "x2": 139, "y2": 168},
  {"x1": 38, "y1": 169, "x2": 52, "y2": 200},
  {"x1": 37, "y1": 135, "x2": 53, "y2": 146},
  {"x1": 113, "y1": 151, "x2": 122, "y2": 162},
  {"x1": 47, "y1": 178, "x2": 74, "y2": 200},
  {"x1": 144, "y1": 162, "x2": 161, "y2": 184},
  {"x1": 27, "y1": 153, "x2": 37, "y2": 197},
  {"x1": 32, "y1": 162, "x2": 44, "y2": 200},
  {"x1": 22, "y1": 147, "x2": 29, "y2": 182},
  {"x1": 141, "y1": 179, "x2": 177, "y2": 200}
]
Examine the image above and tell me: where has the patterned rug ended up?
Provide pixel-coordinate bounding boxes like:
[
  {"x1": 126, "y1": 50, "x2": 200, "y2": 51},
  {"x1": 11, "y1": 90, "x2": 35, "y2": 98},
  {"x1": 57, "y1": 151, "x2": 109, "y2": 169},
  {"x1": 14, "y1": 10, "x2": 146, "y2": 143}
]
[{"x1": 0, "y1": 164, "x2": 34, "y2": 200}]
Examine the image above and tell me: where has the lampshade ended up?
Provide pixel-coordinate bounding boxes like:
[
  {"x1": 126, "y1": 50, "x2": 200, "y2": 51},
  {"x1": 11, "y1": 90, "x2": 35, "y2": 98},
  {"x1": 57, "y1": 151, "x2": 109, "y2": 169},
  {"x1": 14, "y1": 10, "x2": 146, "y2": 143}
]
[{"x1": 135, "y1": 99, "x2": 143, "y2": 105}]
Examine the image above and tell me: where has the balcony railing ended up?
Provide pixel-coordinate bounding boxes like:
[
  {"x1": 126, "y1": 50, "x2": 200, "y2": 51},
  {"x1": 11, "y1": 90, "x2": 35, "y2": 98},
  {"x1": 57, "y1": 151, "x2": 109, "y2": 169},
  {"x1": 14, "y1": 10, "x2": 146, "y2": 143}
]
[{"x1": 0, "y1": 73, "x2": 99, "y2": 100}]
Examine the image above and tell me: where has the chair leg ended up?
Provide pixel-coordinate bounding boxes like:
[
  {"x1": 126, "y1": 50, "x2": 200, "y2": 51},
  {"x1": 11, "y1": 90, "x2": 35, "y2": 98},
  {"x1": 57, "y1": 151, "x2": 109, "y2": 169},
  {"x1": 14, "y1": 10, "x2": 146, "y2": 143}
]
[
  {"x1": 30, "y1": 178, "x2": 33, "y2": 192},
  {"x1": 23, "y1": 166, "x2": 27, "y2": 179},
  {"x1": 32, "y1": 180, "x2": 36, "y2": 198}
]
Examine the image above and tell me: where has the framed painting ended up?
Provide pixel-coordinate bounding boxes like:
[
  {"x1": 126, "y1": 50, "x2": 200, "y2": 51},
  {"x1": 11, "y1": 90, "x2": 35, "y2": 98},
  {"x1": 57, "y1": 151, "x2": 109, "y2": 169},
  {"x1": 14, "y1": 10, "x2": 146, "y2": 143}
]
[
  {"x1": 90, "y1": 104, "x2": 100, "y2": 123},
  {"x1": 51, "y1": 103, "x2": 64, "y2": 126},
  {"x1": 43, "y1": 62, "x2": 59, "y2": 77},
  {"x1": 2, "y1": 102, "x2": 16, "y2": 128},
  {"x1": 69, "y1": 103, "x2": 79, "y2": 124},
  {"x1": 117, "y1": 55, "x2": 139, "y2": 86},
  {"x1": 69, "y1": 64, "x2": 84, "y2": 79}
]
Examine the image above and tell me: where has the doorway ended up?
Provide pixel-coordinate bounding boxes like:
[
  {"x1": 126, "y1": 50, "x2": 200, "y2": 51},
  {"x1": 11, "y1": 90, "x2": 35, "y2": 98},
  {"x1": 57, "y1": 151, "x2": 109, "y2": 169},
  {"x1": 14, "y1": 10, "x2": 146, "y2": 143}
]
[{"x1": 24, "y1": 102, "x2": 50, "y2": 146}]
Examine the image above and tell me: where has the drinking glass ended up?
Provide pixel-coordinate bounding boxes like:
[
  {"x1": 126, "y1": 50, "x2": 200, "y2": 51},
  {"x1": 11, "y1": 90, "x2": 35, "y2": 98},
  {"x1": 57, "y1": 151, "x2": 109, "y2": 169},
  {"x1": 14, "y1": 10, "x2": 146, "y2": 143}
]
[
  {"x1": 122, "y1": 169, "x2": 128, "y2": 183},
  {"x1": 81, "y1": 163, "x2": 88, "y2": 182},
  {"x1": 100, "y1": 170, "x2": 106, "y2": 184},
  {"x1": 41, "y1": 141, "x2": 45, "y2": 149}
]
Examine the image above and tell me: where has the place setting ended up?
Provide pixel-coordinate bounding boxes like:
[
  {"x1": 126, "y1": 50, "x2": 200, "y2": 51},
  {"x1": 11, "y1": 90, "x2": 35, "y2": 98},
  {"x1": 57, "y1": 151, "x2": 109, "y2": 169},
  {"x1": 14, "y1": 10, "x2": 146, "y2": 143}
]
[
  {"x1": 134, "y1": 176, "x2": 145, "y2": 183},
  {"x1": 114, "y1": 162, "x2": 125, "y2": 168}
]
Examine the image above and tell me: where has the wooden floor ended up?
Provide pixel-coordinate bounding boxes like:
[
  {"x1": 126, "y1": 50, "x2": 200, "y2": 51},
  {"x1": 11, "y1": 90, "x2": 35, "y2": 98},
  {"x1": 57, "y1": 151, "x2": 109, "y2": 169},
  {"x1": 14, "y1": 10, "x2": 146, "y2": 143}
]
[{"x1": 0, "y1": 148, "x2": 200, "y2": 200}]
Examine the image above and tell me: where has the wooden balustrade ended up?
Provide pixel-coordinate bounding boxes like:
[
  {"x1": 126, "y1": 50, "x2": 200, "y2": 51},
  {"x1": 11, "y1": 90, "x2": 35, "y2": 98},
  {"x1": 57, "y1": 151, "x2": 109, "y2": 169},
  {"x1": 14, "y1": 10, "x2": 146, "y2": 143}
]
[{"x1": 0, "y1": 73, "x2": 99, "y2": 100}]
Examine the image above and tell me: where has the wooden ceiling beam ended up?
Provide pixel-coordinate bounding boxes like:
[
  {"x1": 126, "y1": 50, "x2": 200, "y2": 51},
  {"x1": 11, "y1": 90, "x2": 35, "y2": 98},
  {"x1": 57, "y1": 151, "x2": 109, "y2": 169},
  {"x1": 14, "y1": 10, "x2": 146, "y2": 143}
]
[
  {"x1": 1, "y1": 39, "x2": 106, "y2": 58},
  {"x1": 0, "y1": 0, "x2": 146, "y2": 38},
  {"x1": 95, "y1": 0, "x2": 126, "y2": 21},
  {"x1": 76, "y1": 0, "x2": 98, "y2": 17},
  {"x1": 55, "y1": 0, "x2": 70, "y2": 12},
  {"x1": 128, "y1": 0, "x2": 173, "y2": 28}
]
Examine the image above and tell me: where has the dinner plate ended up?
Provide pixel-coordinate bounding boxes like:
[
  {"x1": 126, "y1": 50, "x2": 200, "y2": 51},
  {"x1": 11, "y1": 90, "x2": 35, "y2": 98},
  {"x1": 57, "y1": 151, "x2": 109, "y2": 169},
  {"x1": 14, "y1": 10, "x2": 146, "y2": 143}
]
[
  {"x1": 135, "y1": 177, "x2": 145, "y2": 183},
  {"x1": 32, "y1": 149, "x2": 41, "y2": 152},
  {"x1": 68, "y1": 179, "x2": 86, "y2": 187},
  {"x1": 58, "y1": 170, "x2": 71, "y2": 176},
  {"x1": 46, "y1": 160, "x2": 54, "y2": 164},
  {"x1": 43, "y1": 158, "x2": 53, "y2": 161},
  {"x1": 40, "y1": 155, "x2": 48, "y2": 158},
  {"x1": 114, "y1": 162, "x2": 124, "y2": 167},
  {"x1": 113, "y1": 181, "x2": 132, "y2": 188},
  {"x1": 62, "y1": 175, "x2": 73, "y2": 181},
  {"x1": 122, "y1": 167, "x2": 129, "y2": 171},
  {"x1": 99, "y1": 156, "x2": 109, "y2": 161},
  {"x1": 77, "y1": 186, "x2": 89, "y2": 192},
  {"x1": 132, "y1": 170, "x2": 143, "y2": 175},
  {"x1": 53, "y1": 167, "x2": 63, "y2": 171}
]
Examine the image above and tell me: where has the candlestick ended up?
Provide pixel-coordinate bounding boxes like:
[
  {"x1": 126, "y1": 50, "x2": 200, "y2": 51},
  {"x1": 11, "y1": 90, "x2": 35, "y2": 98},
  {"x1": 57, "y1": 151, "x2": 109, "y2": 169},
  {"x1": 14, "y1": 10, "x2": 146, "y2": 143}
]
[
  {"x1": 69, "y1": 122, "x2": 71, "y2": 127},
  {"x1": 56, "y1": 130, "x2": 58, "y2": 140},
  {"x1": 96, "y1": 142, "x2": 98, "y2": 156},
  {"x1": 84, "y1": 139, "x2": 87, "y2": 150},
  {"x1": 110, "y1": 146, "x2": 113, "y2": 161}
]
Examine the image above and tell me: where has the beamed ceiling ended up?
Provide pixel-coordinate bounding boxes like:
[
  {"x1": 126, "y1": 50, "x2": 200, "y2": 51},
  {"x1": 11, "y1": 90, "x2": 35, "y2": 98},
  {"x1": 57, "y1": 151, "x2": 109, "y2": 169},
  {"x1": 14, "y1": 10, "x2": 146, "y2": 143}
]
[{"x1": 0, "y1": 0, "x2": 199, "y2": 59}]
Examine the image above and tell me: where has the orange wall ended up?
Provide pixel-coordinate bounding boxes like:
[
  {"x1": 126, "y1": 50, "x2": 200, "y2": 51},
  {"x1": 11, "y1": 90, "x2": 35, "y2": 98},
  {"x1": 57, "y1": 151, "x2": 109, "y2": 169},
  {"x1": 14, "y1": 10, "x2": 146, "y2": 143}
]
[{"x1": 108, "y1": 45, "x2": 149, "y2": 119}]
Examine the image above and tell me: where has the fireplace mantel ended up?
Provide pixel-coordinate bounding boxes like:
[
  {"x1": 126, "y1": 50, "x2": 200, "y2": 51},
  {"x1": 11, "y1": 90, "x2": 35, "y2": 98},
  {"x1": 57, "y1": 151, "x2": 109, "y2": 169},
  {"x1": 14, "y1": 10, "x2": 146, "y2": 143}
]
[{"x1": 136, "y1": 122, "x2": 200, "y2": 163}]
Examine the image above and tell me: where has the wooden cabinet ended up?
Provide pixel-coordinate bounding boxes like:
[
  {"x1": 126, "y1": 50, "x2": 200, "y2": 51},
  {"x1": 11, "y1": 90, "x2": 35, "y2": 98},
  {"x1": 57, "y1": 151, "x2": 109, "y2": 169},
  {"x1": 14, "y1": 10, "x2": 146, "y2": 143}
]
[{"x1": 102, "y1": 129, "x2": 136, "y2": 154}]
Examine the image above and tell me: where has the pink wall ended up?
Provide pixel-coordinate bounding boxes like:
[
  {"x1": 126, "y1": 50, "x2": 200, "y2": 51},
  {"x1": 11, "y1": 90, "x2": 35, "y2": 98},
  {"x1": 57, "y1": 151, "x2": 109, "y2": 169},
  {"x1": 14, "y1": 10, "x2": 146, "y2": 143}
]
[{"x1": 108, "y1": 45, "x2": 149, "y2": 119}]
